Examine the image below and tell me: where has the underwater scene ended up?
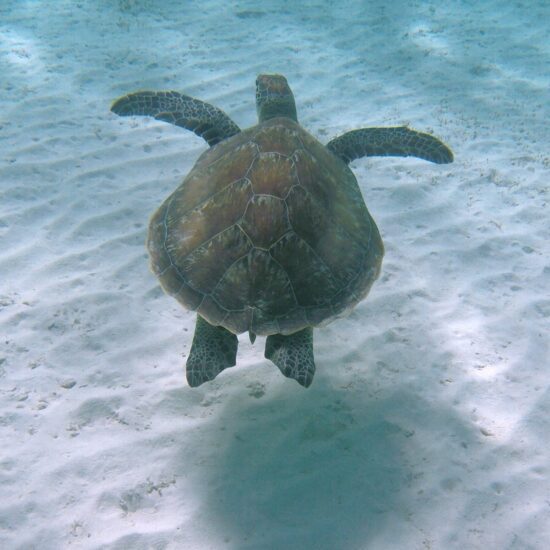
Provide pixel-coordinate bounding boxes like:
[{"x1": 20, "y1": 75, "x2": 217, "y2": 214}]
[{"x1": 0, "y1": 0, "x2": 548, "y2": 548}]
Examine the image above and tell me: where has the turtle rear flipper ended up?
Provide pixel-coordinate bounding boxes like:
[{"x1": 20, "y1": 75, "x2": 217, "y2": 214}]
[
  {"x1": 111, "y1": 91, "x2": 241, "y2": 147},
  {"x1": 186, "y1": 315, "x2": 238, "y2": 387},
  {"x1": 265, "y1": 328, "x2": 315, "y2": 388},
  {"x1": 326, "y1": 126, "x2": 453, "y2": 165}
]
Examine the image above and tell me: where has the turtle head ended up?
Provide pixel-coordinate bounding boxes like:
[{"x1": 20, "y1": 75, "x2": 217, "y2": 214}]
[{"x1": 256, "y1": 74, "x2": 298, "y2": 123}]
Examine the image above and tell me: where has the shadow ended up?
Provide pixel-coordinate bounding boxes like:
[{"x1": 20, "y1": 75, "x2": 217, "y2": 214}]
[{"x1": 176, "y1": 367, "x2": 475, "y2": 549}]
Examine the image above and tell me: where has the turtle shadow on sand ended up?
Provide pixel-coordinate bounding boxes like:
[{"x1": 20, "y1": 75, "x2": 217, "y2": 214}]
[{"x1": 174, "y1": 370, "x2": 475, "y2": 549}]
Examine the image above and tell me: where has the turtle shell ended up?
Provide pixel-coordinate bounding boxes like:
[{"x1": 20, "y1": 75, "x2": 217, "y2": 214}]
[{"x1": 147, "y1": 117, "x2": 384, "y2": 336}]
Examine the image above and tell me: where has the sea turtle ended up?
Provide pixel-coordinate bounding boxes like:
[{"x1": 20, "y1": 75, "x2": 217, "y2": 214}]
[{"x1": 111, "y1": 74, "x2": 453, "y2": 388}]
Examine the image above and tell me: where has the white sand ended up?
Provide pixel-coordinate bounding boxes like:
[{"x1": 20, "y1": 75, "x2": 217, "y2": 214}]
[{"x1": 1, "y1": 0, "x2": 549, "y2": 548}]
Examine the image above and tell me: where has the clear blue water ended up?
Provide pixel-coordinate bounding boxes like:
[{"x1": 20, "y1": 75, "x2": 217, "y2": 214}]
[{"x1": 0, "y1": 1, "x2": 549, "y2": 548}]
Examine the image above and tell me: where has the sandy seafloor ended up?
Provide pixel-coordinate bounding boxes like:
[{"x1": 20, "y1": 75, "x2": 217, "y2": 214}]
[{"x1": 0, "y1": 0, "x2": 549, "y2": 548}]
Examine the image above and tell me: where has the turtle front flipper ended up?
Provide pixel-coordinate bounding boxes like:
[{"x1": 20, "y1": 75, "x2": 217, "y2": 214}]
[
  {"x1": 111, "y1": 91, "x2": 241, "y2": 147},
  {"x1": 265, "y1": 328, "x2": 315, "y2": 388},
  {"x1": 326, "y1": 126, "x2": 453, "y2": 165},
  {"x1": 186, "y1": 315, "x2": 238, "y2": 387}
]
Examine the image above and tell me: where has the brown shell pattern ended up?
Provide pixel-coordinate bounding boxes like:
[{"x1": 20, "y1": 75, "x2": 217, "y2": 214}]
[{"x1": 147, "y1": 118, "x2": 384, "y2": 335}]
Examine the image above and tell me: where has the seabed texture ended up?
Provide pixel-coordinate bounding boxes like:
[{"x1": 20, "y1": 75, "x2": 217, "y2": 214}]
[{"x1": 0, "y1": 1, "x2": 548, "y2": 548}]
